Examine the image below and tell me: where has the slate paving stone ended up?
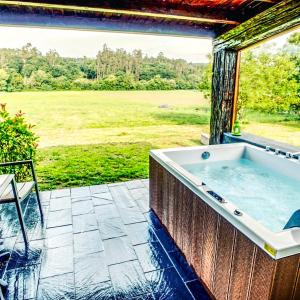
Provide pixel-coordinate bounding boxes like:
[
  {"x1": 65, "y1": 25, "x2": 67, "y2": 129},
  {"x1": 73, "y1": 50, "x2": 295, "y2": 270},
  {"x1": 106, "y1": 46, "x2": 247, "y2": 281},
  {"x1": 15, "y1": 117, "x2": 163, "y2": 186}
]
[
  {"x1": 75, "y1": 281, "x2": 115, "y2": 300},
  {"x1": 1, "y1": 201, "x2": 27, "y2": 238},
  {"x1": 51, "y1": 189, "x2": 70, "y2": 198},
  {"x1": 20, "y1": 198, "x2": 47, "y2": 242},
  {"x1": 72, "y1": 200, "x2": 94, "y2": 216},
  {"x1": 71, "y1": 187, "x2": 90, "y2": 198},
  {"x1": 18, "y1": 196, "x2": 43, "y2": 236},
  {"x1": 94, "y1": 204, "x2": 120, "y2": 219},
  {"x1": 40, "y1": 191, "x2": 51, "y2": 202},
  {"x1": 145, "y1": 267, "x2": 194, "y2": 300},
  {"x1": 90, "y1": 184, "x2": 109, "y2": 194},
  {"x1": 168, "y1": 250, "x2": 197, "y2": 282},
  {"x1": 103, "y1": 237, "x2": 137, "y2": 265},
  {"x1": 37, "y1": 272, "x2": 75, "y2": 300},
  {"x1": 144, "y1": 211, "x2": 163, "y2": 231},
  {"x1": 128, "y1": 187, "x2": 148, "y2": 201},
  {"x1": 125, "y1": 222, "x2": 157, "y2": 246},
  {"x1": 141, "y1": 179, "x2": 149, "y2": 189},
  {"x1": 125, "y1": 180, "x2": 145, "y2": 190},
  {"x1": 4, "y1": 264, "x2": 40, "y2": 300},
  {"x1": 46, "y1": 224, "x2": 73, "y2": 238},
  {"x1": 134, "y1": 242, "x2": 172, "y2": 273},
  {"x1": 40, "y1": 246, "x2": 73, "y2": 278},
  {"x1": 186, "y1": 279, "x2": 211, "y2": 300},
  {"x1": 154, "y1": 228, "x2": 177, "y2": 253},
  {"x1": 130, "y1": 294, "x2": 155, "y2": 300},
  {"x1": 109, "y1": 260, "x2": 150, "y2": 299},
  {"x1": 119, "y1": 206, "x2": 146, "y2": 225},
  {"x1": 7, "y1": 240, "x2": 44, "y2": 270},
  {"x1": 135, "y1": 198, "x2": 150, "y2": 214},
  {"x1": 47, "y1": 209, "x2": 72, "y2": 228},
  {"x1": 109, "y1": 185, "x2": 136, "y2": 208},
  {"x1": 27, "y1": 220, "x2": 47, "y2": 242},
  {"x1": 49, "y1": 197, "x2": 71, "y2": 211},
  {"x1": 74, "y1": 251, "x2": 110, "y2": 286},
  {"x1": 71, "y1": 196, "x2": 92, "y2": 203},
  {"x1": 45, "y1": 232, "x2": 73, "y2": 249},
  {"x1": 108, "y1": 182, "x2": 124, "y2": 187},
  {"x1": 0, "y1": 237, "x2": 15, "y2": 272},
  {"x1": 98, "y1": 216, "x2": 126, "y2": 240},
  {"x1": 76, "y1": 282, "x2": 115, "y2": 300},
  {"x1": 92, "y1": 192, "x2": 113, "y2": 206},
  {"x1": 73, "y1": 213, "x2": 98, "y2": 233},
  {"x1": 74, "y1": 230, "x2": 104, "y2": 257},
  {"x1": 1, "y1": 180, "x2": 210, "y2": 300}
]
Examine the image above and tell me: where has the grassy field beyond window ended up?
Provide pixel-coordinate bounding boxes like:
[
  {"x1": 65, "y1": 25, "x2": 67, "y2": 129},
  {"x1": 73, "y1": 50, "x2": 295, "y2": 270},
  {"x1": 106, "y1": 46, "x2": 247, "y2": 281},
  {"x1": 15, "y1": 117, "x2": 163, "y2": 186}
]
[{"x1": 2, "y1": 90, "x2": 299, "y2": 190}]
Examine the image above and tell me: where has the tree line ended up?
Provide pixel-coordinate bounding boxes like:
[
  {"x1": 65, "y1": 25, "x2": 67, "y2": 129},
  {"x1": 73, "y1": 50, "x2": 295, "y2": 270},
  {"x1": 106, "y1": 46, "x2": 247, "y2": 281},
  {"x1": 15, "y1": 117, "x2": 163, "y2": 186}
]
[
  {"x1": 0, "y1": 43, "x2": 206, "y2": 92},
  {"x1": 0, "y1": 33, "x2": 299, "y2": 115},
  {"x1": 200, "y1": 32, "x2": 300, "y2": 114}
]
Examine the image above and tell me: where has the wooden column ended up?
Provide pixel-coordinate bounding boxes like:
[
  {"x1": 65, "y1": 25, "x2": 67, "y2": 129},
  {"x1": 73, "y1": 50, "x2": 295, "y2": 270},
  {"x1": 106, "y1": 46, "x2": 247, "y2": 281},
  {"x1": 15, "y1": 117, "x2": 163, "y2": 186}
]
[
  {"x1": 209, "y1": 49, "x2": 240, "y2": 145},
  {"x1": 209, "y1": 0, "x2": 300, "y2": 145}
]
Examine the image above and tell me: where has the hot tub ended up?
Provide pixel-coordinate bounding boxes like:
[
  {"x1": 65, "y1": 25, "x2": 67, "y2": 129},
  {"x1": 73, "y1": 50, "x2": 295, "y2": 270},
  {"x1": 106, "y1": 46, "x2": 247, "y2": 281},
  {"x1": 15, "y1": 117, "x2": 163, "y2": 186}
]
[{"x1": 150, "y1": 143, "x2": 300, "y2": 300}]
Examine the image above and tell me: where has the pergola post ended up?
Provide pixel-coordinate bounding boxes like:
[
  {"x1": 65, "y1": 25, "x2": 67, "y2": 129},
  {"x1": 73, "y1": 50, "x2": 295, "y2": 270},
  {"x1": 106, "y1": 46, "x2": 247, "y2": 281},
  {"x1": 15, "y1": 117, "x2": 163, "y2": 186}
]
[
  {"x1": 209, "y1": 49, "x2": 240, "y2": 145},
  {"x1": 209, "y1": 0, "x2": 300, "y2": 145}
]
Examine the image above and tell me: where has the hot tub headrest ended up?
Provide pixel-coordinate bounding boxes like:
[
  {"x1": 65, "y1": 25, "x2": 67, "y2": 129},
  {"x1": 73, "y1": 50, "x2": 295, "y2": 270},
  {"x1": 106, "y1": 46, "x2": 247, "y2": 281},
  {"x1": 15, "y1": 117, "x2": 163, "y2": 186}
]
[{"x1": 284, "y1": 210, "x2": 300, "y2": 230}]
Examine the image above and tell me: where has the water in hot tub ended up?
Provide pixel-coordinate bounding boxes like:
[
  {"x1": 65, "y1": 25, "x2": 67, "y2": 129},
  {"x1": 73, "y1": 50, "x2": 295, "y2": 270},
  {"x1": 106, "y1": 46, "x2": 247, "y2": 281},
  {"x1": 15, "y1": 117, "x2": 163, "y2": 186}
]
[{"x1": 183, "y1": 158, "x2": 300, "y2": 232}]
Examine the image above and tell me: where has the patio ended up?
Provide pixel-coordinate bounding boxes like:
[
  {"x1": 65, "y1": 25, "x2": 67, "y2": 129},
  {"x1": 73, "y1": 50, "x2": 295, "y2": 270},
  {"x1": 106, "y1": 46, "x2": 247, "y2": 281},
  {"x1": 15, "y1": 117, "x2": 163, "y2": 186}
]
[{"x1": 0, "y1": 179, "x2": 209, "y2": 300}]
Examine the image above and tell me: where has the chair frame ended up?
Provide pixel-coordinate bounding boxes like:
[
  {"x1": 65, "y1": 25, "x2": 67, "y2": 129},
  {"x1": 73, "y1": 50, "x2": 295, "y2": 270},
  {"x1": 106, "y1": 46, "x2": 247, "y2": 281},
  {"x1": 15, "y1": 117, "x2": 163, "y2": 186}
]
[
  {"x1": 0, "y1": 160, "x2": 43, "y2": 297},
  {"x1": 0, "y1": 160, "x2": 43, "y2": 245}
]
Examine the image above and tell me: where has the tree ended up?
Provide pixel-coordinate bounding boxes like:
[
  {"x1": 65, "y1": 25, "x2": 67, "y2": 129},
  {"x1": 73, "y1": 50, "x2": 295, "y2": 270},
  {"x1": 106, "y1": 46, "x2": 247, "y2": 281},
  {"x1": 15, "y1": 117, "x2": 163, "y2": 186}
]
[
  {"x1": 0, "y1": 43, "x2": 203, "y2": 92},
  {"x1": 6, "y1": 70, "x2": 24, "y2": 92},
  {"x1": 286, "y1": 32, "x2": 300, "y2": 103},
  {"x1": 288, "y1": 32, "x2": 300, "y2": 45},
  {"x1": 0, "y1": 69, "x2": 9, "y2": 91},
  {"x1": 239, "y1": 48, "x2": 299, "y2": 114},
  {"x1": 28, "y1": 70, "x2": 53, "y2": 90}
]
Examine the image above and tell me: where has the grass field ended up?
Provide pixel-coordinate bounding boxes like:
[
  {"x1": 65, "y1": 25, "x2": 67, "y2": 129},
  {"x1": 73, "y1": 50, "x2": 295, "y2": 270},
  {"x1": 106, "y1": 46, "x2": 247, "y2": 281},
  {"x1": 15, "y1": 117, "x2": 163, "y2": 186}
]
[{"x1": 2, "y1": 90, "x2": 299, "y2": 190}]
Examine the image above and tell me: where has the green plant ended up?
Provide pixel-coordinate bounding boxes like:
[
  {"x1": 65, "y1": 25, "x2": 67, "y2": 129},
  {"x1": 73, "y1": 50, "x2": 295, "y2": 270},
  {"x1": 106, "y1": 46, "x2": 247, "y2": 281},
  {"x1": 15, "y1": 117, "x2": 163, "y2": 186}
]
[{"x1": 0, "y1": 103, "x2": 38, "y2": 180}]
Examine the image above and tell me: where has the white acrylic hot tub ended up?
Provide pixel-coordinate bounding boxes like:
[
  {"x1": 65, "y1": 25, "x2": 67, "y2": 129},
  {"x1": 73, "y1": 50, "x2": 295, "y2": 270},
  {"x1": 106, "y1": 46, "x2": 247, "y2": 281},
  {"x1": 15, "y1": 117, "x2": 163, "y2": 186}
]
[{"x1": 150, "y1": 143, "x2": 300, "y2": 259}]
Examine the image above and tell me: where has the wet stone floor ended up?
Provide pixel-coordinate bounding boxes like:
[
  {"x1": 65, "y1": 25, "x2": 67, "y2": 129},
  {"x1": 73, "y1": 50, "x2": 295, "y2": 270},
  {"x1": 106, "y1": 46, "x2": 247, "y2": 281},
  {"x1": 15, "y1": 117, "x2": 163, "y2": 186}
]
[{"x1": 0, "y1": 179, "x2": 210, "y2": 300}]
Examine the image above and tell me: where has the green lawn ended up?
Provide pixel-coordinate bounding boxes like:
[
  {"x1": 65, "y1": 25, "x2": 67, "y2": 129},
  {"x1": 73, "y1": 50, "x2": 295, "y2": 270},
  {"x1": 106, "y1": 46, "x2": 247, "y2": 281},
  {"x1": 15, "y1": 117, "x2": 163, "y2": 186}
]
[{"x1": 2, "y1": 90, "x2": 299, "y2": 190}]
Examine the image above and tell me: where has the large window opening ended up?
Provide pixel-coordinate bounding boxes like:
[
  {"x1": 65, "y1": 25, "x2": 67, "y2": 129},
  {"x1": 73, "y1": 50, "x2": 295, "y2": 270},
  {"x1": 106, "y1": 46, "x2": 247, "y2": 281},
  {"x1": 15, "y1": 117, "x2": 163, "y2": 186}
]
[
  {"x1": 0, "y1": 26, "x2": 212, "y2": 189},
  {"x1": 237, "y1": 29, "x2": 300, "y2": 146}
]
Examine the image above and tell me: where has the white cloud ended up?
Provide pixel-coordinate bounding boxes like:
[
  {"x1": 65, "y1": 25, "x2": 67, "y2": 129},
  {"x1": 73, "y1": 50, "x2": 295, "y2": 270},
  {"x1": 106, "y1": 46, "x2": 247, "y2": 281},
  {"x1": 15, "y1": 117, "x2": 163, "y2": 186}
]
[{"x1": 0, "y1": 26, "x2": 213, "y2": 63}]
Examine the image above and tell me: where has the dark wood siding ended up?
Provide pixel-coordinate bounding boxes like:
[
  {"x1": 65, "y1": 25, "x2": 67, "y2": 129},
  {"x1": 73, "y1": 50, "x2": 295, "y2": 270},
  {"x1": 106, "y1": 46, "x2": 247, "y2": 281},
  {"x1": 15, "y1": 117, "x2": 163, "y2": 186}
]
[{"x1": 150, "y1": 156, "x2": 300, "y2": 300}]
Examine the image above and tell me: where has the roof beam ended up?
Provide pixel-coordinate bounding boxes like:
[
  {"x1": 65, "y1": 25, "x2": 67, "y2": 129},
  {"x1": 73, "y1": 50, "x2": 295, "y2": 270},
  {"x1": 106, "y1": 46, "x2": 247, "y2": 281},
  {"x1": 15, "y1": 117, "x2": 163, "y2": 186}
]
[
  {"x1": 0, "y1": 1, "x2": 239, "y2": 25},
  {"x1": 214, "y1": 0, "x2": 300, "y2": 51},
  {"x1": 0, "y1": 1, "x2": 218, "y2": 38}
]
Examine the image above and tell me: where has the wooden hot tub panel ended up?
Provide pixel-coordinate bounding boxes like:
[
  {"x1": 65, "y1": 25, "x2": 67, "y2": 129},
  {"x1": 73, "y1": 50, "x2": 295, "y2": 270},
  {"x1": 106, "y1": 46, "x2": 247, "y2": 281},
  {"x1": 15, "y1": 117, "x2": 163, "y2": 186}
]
[{"x1": 149, "y1": 157, "x2": 300, "y2": 300}]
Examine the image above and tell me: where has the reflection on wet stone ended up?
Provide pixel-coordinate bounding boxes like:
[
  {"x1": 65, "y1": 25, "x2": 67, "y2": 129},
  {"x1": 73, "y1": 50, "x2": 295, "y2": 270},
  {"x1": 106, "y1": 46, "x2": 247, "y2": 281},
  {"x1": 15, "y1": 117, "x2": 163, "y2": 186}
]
[
  {"x1": 37, "y1": 272, "x2": 75, "y2": 300},
  {"x1": 109, "y1": 260, "x2": 150, "y2": 299},
  {"x1": 0, "y1": 180, "x2": 210, "y2": 299}
]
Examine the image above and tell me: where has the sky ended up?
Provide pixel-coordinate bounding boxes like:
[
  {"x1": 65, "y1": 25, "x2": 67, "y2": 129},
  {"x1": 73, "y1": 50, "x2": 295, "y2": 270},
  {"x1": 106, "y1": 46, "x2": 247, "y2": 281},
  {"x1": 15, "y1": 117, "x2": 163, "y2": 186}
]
[
  {"x1": 0, "y1": 26, "x2": 298, "y2": 63},
  {"x1": 0, "y1": 26, "x2": 213, "y2": 63}
]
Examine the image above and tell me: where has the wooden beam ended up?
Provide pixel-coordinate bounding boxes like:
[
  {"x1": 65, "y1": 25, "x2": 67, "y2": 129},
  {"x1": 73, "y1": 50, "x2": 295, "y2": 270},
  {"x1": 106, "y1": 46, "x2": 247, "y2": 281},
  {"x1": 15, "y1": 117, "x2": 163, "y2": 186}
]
[
  {"x1": 0, "y1": 1, "x2": 239, "y2": 25},
  {"x1": 209, "y1": 49, "x2": 240, "y2": 145},
  {"x1": 0, "y1": 2, "x2": 217, "y2": 38},
  {"x1": 214, "y1": 0, "x2": 300, "y2": 51}
]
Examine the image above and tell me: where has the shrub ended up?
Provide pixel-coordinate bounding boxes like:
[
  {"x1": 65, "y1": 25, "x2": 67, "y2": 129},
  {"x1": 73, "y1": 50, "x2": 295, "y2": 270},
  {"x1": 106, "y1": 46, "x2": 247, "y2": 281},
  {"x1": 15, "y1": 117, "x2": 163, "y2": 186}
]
[
  {"x1": 52, "y1": 76, "x2": 72, "y2": 90},
  {"x1": 0, "y1": 103, "x2": 38, "y2": 181},
  {"x1": 73, "y1": 78, "x2": 94, "y2": 90},
  {"x1": 143, "y1": 75, "x2": 176, "y2": 90}
]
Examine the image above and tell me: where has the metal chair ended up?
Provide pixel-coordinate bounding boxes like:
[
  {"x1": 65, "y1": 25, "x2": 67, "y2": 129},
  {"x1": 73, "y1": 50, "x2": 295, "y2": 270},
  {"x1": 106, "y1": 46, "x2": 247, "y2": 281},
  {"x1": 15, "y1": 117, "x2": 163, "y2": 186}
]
[
  {"x1": 0, "y1": 160, "x2": 43, "y2": 245},
  {"x1": 0, "y1": 160, "x2": 43, "y2": 296}
]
